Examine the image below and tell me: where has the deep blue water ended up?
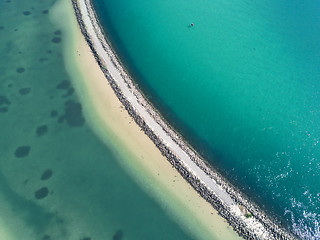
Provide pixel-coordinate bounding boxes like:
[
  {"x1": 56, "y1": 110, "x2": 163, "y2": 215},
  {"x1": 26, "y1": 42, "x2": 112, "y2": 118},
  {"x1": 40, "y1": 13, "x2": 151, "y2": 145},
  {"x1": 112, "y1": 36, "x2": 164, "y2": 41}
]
[{"x1": 93, "y1": 0, "x2": 320, "y2": 238}]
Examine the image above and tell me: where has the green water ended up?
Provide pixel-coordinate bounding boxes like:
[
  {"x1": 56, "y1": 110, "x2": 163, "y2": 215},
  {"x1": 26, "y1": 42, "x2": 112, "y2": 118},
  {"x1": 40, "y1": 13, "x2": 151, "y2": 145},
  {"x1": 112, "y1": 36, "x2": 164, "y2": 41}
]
[
  {"x1": 0, "y1": 0, "x2": 216, "y2": 239},
  {"x1": 92, "y1": 0, "x2": 320, "y2": 238}
]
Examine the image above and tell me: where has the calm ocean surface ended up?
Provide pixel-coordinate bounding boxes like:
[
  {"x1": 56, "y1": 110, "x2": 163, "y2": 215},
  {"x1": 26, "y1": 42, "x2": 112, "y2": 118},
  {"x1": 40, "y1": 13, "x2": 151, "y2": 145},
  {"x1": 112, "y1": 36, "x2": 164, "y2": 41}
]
[
  {"x1": 0, "y1": 0, "x2": 205, "y2": 239},
  {"x1": 93, "y1": 0, "x2": 320, "y2": 239}
]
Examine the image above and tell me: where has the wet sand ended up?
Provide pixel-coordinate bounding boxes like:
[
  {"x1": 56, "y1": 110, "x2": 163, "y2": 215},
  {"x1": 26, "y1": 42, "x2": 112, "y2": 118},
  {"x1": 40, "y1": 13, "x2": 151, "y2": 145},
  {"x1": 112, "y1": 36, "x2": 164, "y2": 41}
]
[{"x1": 51, "y1": 0, "x2": 242, "y2": 239}]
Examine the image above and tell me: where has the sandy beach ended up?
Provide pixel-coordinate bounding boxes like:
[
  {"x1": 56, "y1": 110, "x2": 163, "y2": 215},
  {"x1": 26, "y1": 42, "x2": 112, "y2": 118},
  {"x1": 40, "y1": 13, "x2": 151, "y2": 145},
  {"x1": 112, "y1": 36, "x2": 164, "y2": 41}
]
[
  {"x1": 48, "y1": 0, "x2": 296, "y2": 239},
  {"x1": 0, "y1": 0, "x2": 314, "y2": 237},
  {"x1": 49, "y1": 0, "x2": 243, "y2": 239}
]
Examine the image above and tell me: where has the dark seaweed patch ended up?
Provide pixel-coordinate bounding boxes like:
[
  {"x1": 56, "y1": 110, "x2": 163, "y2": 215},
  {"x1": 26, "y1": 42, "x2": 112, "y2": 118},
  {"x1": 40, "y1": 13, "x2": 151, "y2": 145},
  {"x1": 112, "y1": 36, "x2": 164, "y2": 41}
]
[
  {"x1": 36, "y1": 125, "x2": 48, "y2": 136},
  {"x1": 113, "y1": 230, "x2": 123, "y2": 240},
  {"x1": 50, "y1": 110, "x2": 58, "y2": 118},
  {"x1": 68, "y1": 88, "x2": 74, "y2": 95},
  {"x1": 14, "y1": 146, "x2": 31, "y2": 158},
  {"x1": 16, "y1": 67, "x2": 25, "y2": 73},
  {"x1": 54, "y1": 30, "x2": 61, "y2": 35},
  {"x1": 58, "y1": 116, "x2": 64, "y2": 123},
  {"x1": 46, "y1": 50, "x2": 52, "y2": 54},
  {"x1": 23, "y1": 11, "x2": 31, "y2": 16},
  {"x1": 0, "y1": 95, "x2": 10, "y2": 105},
  {"x1": 64, "y1": 100, "x2": 85, "y2": 127},
  {"x1": 6, "y1": 0, "x2": 11, "y2": 3},
  {"x1": 41, "y1": 235, "x2": 51, "y2": 240},
  {"x1": 7, "y1": 84, "x2": 12, "y2": 88},
  {"x1": 82, "y1": 237, "x2": 91, "y2": 240},
  {"x1": 14, "y1": 28, "x2": 18, "y2": 32},
  {"x1": 19, "y1": 88, "x2": 31, "y2": 95},
  {"x1": 0, "y1": 26, "x2": 4, "y2": 30},
  {"x1": 39, "y1": 57, "x2": 48, "y2": 63},
  {"x1": 42, "y1": 10, "x2": 49, "y2": 14},
  {"x1": 62, "y1": 88, "x2": 74, "y2": 98},
  {"x1": 56, "y1": 80, "x2": 70, "y2": 90},
  {"x1": 51, "y1": 37, "x2": 61, "y2": 43},
  {"x1": 0, "y1": 107, "x2": 8, "y2": 113},
  {"x1": 41, "y1": 169, "x2": 53, "y2": 180},
  {"x1": 34, "y1": 187, "x2": 49, "y2": 200}
]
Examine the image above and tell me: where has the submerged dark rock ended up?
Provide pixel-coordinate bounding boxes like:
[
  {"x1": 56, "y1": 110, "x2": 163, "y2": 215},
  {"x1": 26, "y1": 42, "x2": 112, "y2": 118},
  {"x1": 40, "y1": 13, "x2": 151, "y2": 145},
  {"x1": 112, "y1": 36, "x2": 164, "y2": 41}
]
[
  {"x1": 0, "y1": 95, "x2": 10, "y2": 105},
  {"x1": 56, "y1": 80, "x2": 70, "y2": 89},
  {"x1": 0, "y1": 26, "x2": 4, "y2": 30},
  {"x1": 50, "y1": 110, "x2": 58, "y2": 118},
  {"x1": 36, "y1": 125, "x2": 48, "y2": 136},
  {"x1": 34, "y1": 187, "x2": 49, "y2": 200},
  {"x1": 62, "y1": 88, "x2": 74, "y2": 98},
  {"x1": 54, "y1": 30, "x2": 61, "y2": 35},
  {"x1": 41, "y1": 234, "x2": 51, "y2": 240},
  {"x1": 43, "y1": 10, "x2": 49, "y2": 14},
  {"x1": 41, "y1": 169, "x2": 53, "y2": 180},
  {"x1": 0, "y1": 107, "x2": 8, "y2": 113},
  {"x1": 22, "y1": 11, "x2": 31, "y2": 16},
  {"x1": 58, "y1": 116, "x2": 64, "y2": 123},
  {"x1": 82, "y1": 237, "x2": 91, "y2": 240},
  {"x1": 64, "y1": 100, "x2": 85, "y2": 127},
  {"x1": 19, "y1": 87, "x2": 31, "y2": 95},
  {"x1": 14, "y1": 146, "x2": 31, "y2": 158},
  {"x1": 51, "y1": 37, "x2": 61, "y2": 43},
  {"x1": 16, "y1": 67, "x2": 25, "y2": 73},
  {"x1": 39, "y1": 57, "x2": 48, "y2": 63},
  {"x1": 113, "y1": 230, "x2": 123, "y2": 240}
]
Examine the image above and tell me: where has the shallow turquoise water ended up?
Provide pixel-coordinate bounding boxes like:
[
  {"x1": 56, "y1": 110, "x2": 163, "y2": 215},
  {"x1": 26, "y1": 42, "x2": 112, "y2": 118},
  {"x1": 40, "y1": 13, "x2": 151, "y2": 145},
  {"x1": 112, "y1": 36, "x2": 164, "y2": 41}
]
[
  {"x1": 93, "y1": 0, "x2": 320, "y2": 238},
  {"x1": 0, "y1": 0, "x2": 203, "y2": 239}
]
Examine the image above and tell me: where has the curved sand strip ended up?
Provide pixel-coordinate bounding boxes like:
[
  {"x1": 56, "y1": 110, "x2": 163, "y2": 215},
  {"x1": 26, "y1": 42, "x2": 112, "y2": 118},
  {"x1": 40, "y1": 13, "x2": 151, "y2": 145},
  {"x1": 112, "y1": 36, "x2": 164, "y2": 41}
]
[
  {"x1": 57, "y1": 1, "x2": 242, "y2": 239},
  {"x1": 71, "y1": 0, "x2": 295, "y2": 239}
]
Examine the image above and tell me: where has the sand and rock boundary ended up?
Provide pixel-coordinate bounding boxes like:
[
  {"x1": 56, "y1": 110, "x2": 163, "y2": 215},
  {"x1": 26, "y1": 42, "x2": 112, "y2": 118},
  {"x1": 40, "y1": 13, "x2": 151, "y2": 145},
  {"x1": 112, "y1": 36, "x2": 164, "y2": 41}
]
[{"x1": 71, "y1": 0, "x2": 296, "y2": 239}]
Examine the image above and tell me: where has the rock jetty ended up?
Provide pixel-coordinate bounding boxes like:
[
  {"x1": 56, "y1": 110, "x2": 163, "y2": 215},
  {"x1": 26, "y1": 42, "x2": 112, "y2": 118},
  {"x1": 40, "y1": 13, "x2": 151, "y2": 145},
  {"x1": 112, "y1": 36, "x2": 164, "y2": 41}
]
[{"x1": 71, "y1": 0, "x2": 297, "y2": 239}]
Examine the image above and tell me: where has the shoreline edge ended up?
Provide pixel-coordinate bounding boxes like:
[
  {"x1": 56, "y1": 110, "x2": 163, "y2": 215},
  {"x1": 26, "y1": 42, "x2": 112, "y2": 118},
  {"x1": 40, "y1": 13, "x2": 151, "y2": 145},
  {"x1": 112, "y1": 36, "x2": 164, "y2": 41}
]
[{"x1": 70, "y1": 0, "x2": 296, "y2": 239}]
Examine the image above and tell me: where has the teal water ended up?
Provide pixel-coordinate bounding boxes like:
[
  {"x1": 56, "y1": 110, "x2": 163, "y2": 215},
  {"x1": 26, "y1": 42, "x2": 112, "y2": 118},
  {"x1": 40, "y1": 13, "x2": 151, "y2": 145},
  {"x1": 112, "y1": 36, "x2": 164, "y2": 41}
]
[
  {"x1": 93, "y1": 0, "x2": 320, "y2": 238},
  {"x1": 0, "y1": 0, "x2": 208, "y2": 239}
]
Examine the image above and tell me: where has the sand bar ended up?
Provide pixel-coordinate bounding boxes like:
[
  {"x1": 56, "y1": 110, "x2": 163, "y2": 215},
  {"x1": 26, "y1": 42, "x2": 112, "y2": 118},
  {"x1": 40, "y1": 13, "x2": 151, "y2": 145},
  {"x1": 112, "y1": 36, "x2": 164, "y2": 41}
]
[
  {"x1": 53, "y1": 0, "x2": 242, "y2": 239},
  {"x1": 68, "y1": 0, "x2": 295, "y2": 239}
]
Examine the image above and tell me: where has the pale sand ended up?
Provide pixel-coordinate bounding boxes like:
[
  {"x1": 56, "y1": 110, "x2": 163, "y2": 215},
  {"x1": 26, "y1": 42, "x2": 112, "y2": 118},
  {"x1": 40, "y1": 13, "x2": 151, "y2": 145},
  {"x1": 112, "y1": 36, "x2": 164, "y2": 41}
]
[
  {"x1": 50, "y1": 0, "x2": 242, "y2": 239},
  {"x1": 0, "y1": 222, "x2": 14, "y2": 240},
  {"x1": 0, "y1": 210, "x2": 25, "y2": 240}
]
